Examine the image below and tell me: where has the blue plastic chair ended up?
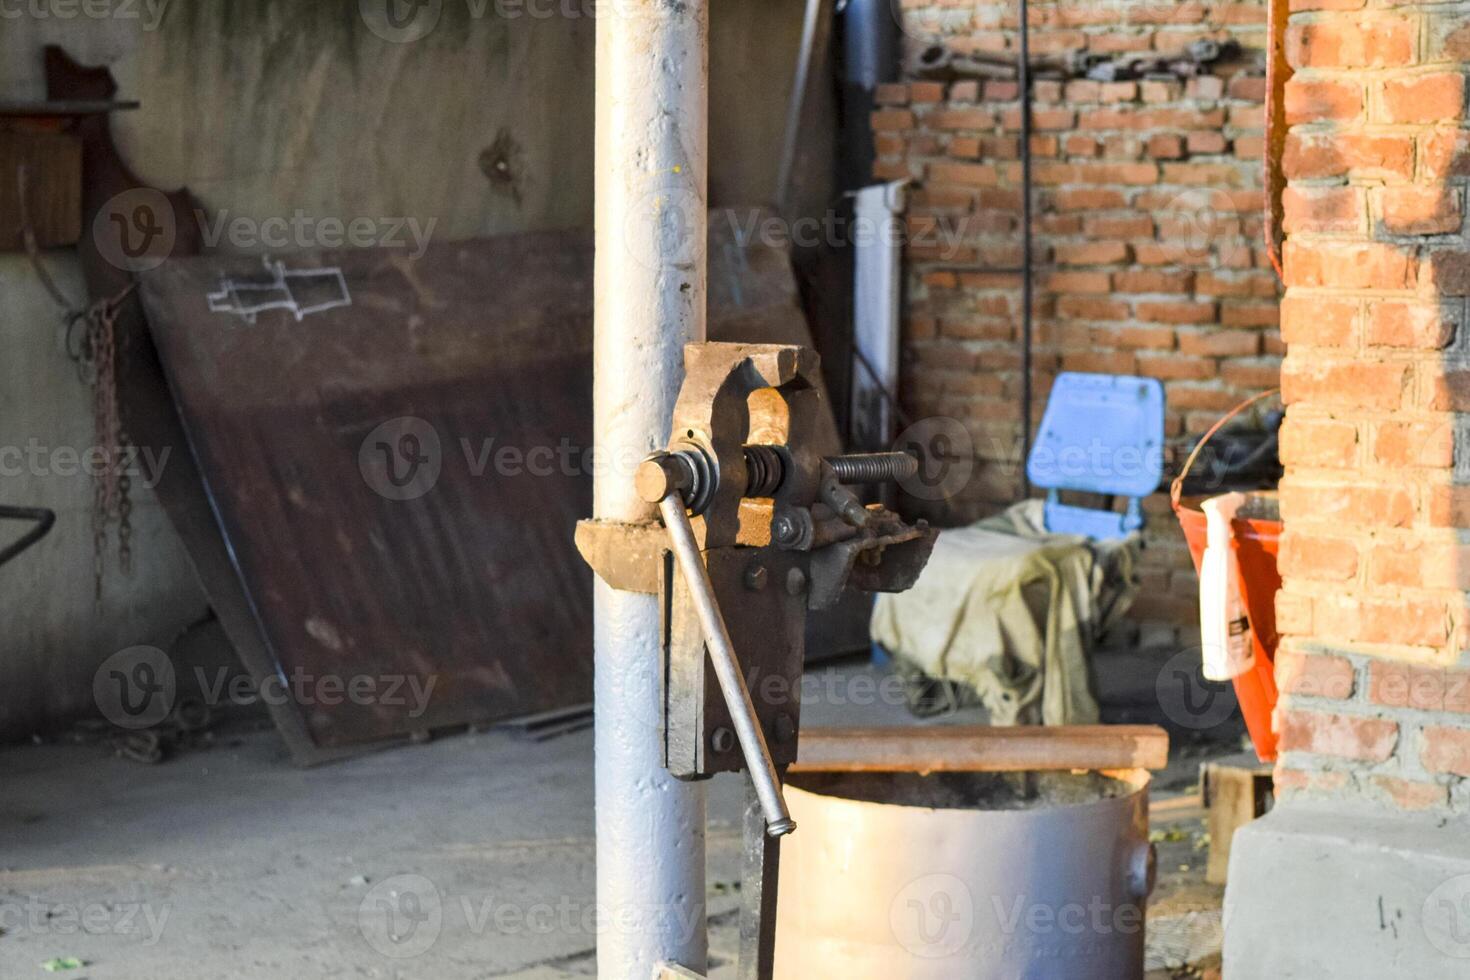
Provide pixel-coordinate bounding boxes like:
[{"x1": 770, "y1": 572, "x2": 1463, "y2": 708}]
[{"x1": 1025, "y1": 373, "x2": 1165, "y2": 541}]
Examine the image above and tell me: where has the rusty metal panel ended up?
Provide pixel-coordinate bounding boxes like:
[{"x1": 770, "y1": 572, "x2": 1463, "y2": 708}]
[
  {"x1": 139, "y1": 237, "x2": 596, "y2": 749},
  {"x1": 136, "y1": 212, "x2": 845, "y2": 755}
]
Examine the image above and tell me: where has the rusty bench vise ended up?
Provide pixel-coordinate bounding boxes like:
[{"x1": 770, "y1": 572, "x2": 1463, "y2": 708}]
[{"x1": 577, "y1": 341, "x2": 936, "y2": 978}]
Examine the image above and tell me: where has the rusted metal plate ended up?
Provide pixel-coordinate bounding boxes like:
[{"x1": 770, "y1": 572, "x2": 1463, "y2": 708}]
[
  {"x1": 139, "y1": 238, "x2": 595, "y2": 750},
  {"x1": 137, "y1": 212, "x2": 846, "y2": 756}
]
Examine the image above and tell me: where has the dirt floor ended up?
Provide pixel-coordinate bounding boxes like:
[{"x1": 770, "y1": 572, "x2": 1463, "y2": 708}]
[{"x1": 0, "y1": 661, "x2": 1237, "y2": 978}]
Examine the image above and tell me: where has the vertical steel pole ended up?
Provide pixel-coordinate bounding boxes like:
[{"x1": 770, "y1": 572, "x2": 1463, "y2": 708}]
[
  {"x1": 1019, "y1": 0, "x2": 1034, "y2": 498},
  {"x1": 594, "y1": 2, "x2": 710, "y2": 977}
]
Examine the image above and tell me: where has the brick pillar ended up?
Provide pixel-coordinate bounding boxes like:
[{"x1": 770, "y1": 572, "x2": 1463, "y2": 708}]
[
  {"x1": 1226, "y1": 9, "x2": 1470, "y2": 975},
  {"x1": 1275, "y1": 3, "x2": 1470, "y2": 814}
]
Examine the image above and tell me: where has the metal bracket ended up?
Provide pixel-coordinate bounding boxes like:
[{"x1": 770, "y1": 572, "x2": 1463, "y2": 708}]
[
  {"x1": 737, "y1": 772, "x2": 784, "y2": 980},
  {"x1": 575, "y1": 501, "x2": 782, "y2": 595},
  {"x1": 662, "y1": 547, "x2": 807, "y2": 779},
  {"x1": 575, "y1": 519, "x2": 680, "y2": 595}
]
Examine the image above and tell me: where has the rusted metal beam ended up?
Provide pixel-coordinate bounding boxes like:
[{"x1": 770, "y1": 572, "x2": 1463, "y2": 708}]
[
  {"x1": 791, "y1": 725, "x2": 1170, "y2": 773},
  {"x1": 1264, "y1": 0, "x2": 1292, "y2": 279}
]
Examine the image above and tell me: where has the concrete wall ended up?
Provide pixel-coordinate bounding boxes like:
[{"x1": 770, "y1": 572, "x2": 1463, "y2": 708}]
[{"x1": 0, "y1": 0, "x2": 813, "y2": 740}]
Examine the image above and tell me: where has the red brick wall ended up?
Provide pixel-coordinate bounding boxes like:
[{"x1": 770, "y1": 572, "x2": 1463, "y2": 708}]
[
  {"x1": 1273, "y1": 2, "x2": 1470, "y2": 814},
  {"x1": 883, "y1": 2, "x2": 1282, "y2": 642}
]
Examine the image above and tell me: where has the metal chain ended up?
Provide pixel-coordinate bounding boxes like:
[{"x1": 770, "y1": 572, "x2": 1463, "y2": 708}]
[
  {"x1": 118, "y1": 466, "x2": 134, "y2": 575},
  {"x1": 18, "y1": 163, "x2": 139, "y2": 597},
  {"x1": 80, "y1": 287, "x2": 138, "y2": 600}
]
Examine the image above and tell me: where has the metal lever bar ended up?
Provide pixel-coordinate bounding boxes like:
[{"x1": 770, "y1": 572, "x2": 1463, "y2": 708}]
[
  {"x1": 657, "y1": 494, "x2": 797, "y2": 837},
  {"x1": 0, "y1": 505, "x2": 57, "y2": 568}
]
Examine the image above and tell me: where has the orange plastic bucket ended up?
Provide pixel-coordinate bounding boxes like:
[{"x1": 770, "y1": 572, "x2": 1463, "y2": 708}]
[{"x1": 1171, "y1": 390, "x2": 1283, "y2": 763}]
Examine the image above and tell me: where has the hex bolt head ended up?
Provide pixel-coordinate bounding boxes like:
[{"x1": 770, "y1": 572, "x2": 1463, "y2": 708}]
[
  {"x1": 785, "y1": 567, "x2": 807, "y2": 596},
  {"x1": 771, "y1": 513, "x2": 799, "y2": 544},
  {"x1": 710, "y1": 727, "x2": 736, "y2": 754},
  {"x1": 744, "y1": 563, "x2": 769, "y2": 591}
]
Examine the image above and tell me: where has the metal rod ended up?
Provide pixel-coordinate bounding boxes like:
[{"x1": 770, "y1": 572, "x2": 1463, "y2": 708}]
[
  {"x1": 0, "y1": 505, "x2": 56, "y2": 568},
  {"x1": 850, "y1": 341, "x2": 915, "y2": 432},
  {"x1": 776, "y1": 0, "x2": 825, "y2": 218},
  {"x1": 826, "y1": 451, "x2": 918, "y2": 484},
  {"x1": 658, "y1": 494, "x2": 796, "y2": 838},
  {"x1": 594, "y1": 2, "x2": 710, "y2": 975},
  {"x1": 1019, "y1": 0, "x2": 1034, "y2": 498}
]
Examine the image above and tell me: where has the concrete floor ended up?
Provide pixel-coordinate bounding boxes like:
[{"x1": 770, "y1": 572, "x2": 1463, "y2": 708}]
[{"x1": 0, "y1": 663, "x2": 1225, "y2": 979}]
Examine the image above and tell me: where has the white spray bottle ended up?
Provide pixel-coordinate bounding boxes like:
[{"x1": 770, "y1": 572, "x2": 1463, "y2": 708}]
[{"x1": 1199, "y1": 492, "x2": 1255, "y2": 681}]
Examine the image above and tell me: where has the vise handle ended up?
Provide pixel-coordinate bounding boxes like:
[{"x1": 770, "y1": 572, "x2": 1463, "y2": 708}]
[{"x1": 654, "y1": 491, "x2": 796, "y2": 838}]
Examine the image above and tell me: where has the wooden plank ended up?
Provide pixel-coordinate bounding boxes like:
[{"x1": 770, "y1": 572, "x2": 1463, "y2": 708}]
[
  {"x1": 1202, "y1": 757, "x2": 1274, "y2": 885},
  {"x1": 791, "y1": 725, "x2": 1170, "y2": 774},
  {"x1": 1150, "y1": 792, "x2": 1205, "y2": 819},
  {"x1": 0, "y1": 130, "x2": 81, "y2": 249}
]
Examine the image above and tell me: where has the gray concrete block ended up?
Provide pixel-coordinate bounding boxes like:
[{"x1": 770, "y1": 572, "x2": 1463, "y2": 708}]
[{"x1": 1224, "y1": 805, "x2": 1470, "y2": 978}]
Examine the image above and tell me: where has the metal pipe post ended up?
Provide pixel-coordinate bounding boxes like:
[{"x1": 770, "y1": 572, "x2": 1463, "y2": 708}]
[
  {"x1": 1019, "y1": 0, "x2": 1034, "y2": 497},
  {"x1": 594, "y1": 2, "x2": 710, "y2": 977}
]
